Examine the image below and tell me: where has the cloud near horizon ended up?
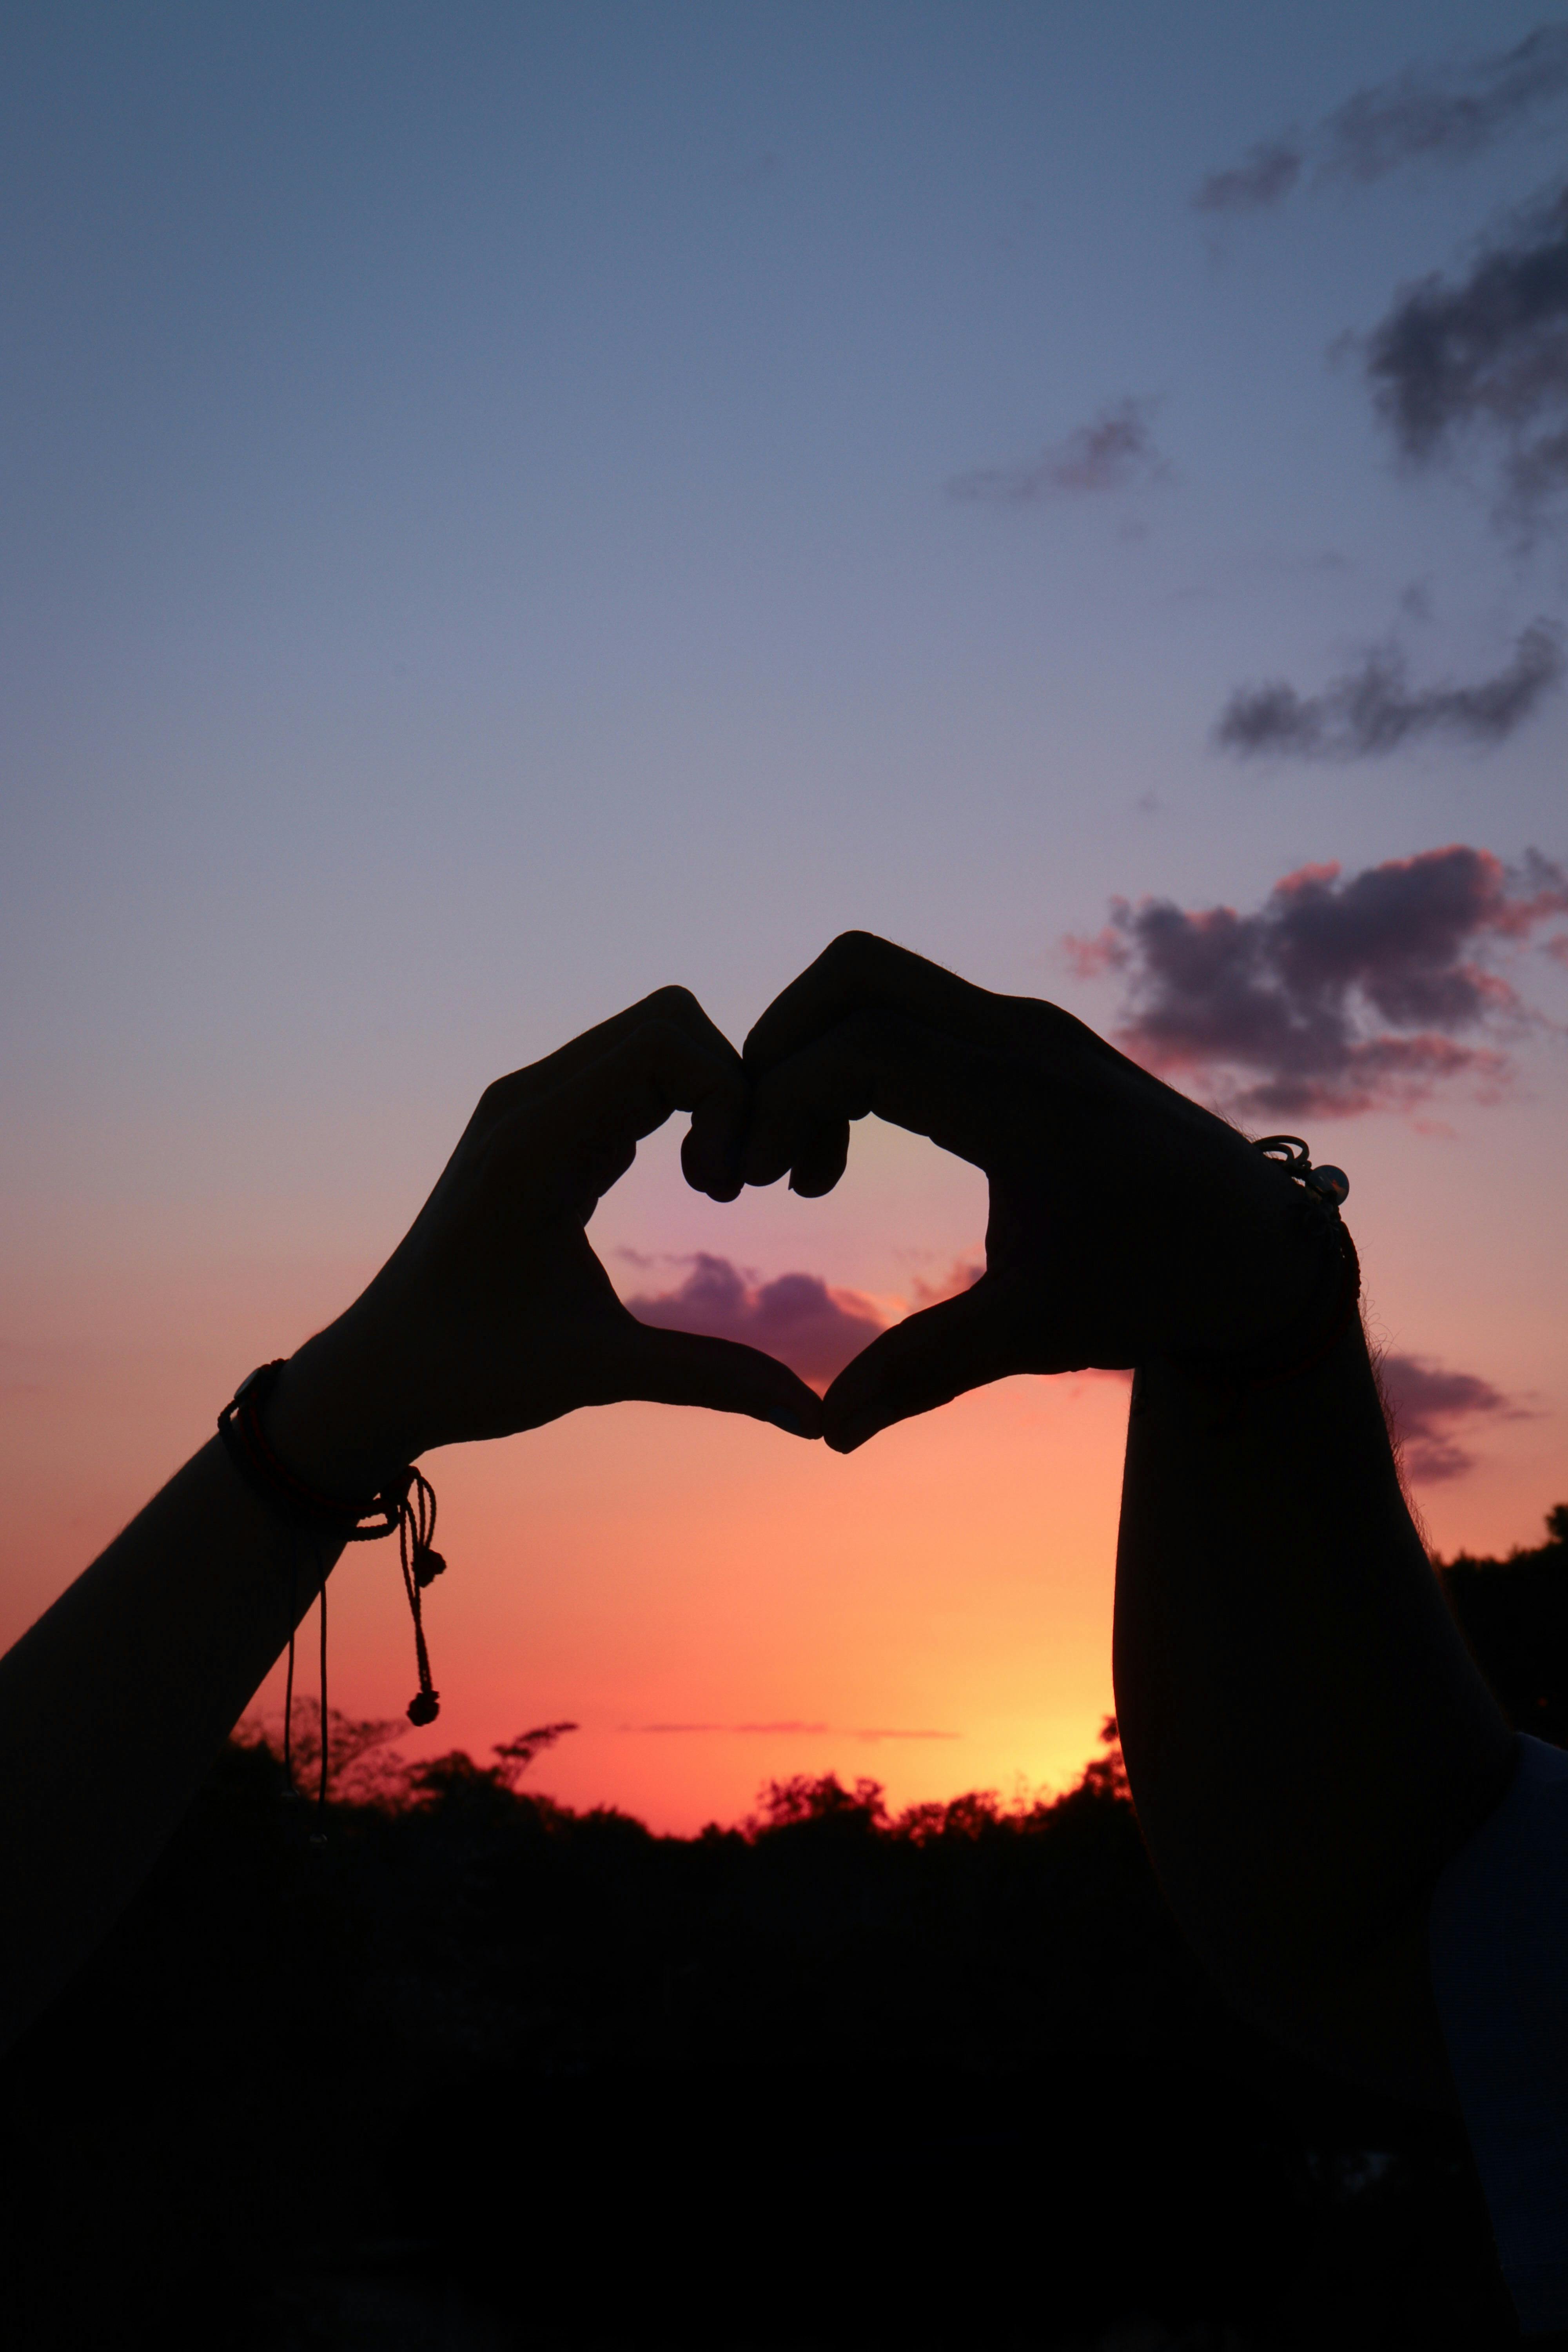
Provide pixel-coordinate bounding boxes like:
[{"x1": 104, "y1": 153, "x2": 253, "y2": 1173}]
[
  {"x1": 624, "y1": 1252, "x2": 889, "y2": 1387},
  {"x1": 624, "y1": 1722, "x2": 960, "y2": 1742},
  {"x1": 1214, "y1": 621, "x2": 1564, "y2": 759},
  {"x1": 1380, "y1": 1352, "x2": 1530, "y2": 1483},
  {"x1": 909, "y1": 1256, "x2": 985, "y2": 1309},
  {"x1": 1195, "y1": 27, "x2": 1568, "y2": 213},
  {"x1": 947, "y1": 398, "x2": 1167, "y2": 505},
  {"x1": 1069, "y1": 844, "x2": 1568, "y2": 1118},
  {"x1": 1361, "y1": 181, "x2": 1568, "y2": 536}
]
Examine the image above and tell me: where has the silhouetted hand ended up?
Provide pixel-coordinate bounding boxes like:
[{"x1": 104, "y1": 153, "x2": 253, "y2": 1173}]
[
  {"x1": 266, "y1": 987, "x2": 822, "y2": 1492},
  {"x1": 685, "y1": 933, "x2": 1335, "y2": 1452}
]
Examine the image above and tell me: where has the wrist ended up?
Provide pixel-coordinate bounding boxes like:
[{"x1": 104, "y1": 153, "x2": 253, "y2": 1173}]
[
  {"x1": 1158, "y1": 1212, "x2": 1359, "y2": 1392},
  {"x1": 260, "y1": 1321, "x2": 423, "y2": 1504}
]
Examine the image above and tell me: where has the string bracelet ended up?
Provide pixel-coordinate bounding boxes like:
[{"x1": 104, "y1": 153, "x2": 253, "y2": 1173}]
[
  {"x1": 1174, "y1": 1134, "x2": 1360, "y2": 1398},
  {"x1": 218, "y1": 1360, "x2": 447, "y2": 1836}
]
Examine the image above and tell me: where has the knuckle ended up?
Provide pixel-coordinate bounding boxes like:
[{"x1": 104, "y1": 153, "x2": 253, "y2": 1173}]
[
  {"x1": 642, "y1": 982, "x2": 703, "y2": 1025},
  {"x1": 474, "y1": 1073, "x2": 517, "y2": 1121},
  {"x1": 628, "y1": 1014, "x2": 696, "y2": 1073},
  {"x1": 824, "y1": 929, "x2": 884, "y2": 976}
]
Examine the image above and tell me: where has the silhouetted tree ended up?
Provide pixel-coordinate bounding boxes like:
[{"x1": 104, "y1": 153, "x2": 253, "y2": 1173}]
[
  {"x1": 1440, "y1": 1503, "x2": 1568, "y2": 1746},
  {"x1": 0, "y1": 1601, "x2": 1527, "y2": 2347},
  {"x1": 492, "y1": 1720, "x2": 578, "y2": 1786}
]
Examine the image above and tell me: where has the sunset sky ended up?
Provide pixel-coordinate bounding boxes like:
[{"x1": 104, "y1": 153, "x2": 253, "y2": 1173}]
[{"x1": 4, "y1": 1, "x2": 1567, "y2": 1830}]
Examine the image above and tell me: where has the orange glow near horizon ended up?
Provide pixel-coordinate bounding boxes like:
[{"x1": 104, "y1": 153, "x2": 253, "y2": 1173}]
[
  {"x1": 256, "y1": 1372, "x2": 1134, "y2": 1833},
  {"x1": 4, "y1": 1087, "x2": 1566, "y2": 1837}
]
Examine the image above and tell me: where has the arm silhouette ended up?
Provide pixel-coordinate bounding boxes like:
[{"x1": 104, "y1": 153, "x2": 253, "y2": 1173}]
[
  {"x1": 0, "y1": 989, "x2": 819, "y2": 2053},
  {"x1": 704, "y1": 931, "x2": 1513, "y2": 2104}
]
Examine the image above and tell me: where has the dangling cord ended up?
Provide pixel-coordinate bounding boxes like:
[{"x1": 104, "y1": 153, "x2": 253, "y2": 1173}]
[
  {"x1": 219, "y1": 1363, "x2": 450, "y2": 1762},
  {"x1": 397, "y1": 1470, "x2": 445, "y2": 1726},
  {"x1": 309, "y1": 1571, "x2": 330, "y2": 1846}
]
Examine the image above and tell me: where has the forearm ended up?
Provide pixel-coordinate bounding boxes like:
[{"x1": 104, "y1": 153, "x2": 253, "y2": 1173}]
[
  {"x1": 1112, "y1": 1319, "x2": 1514, "y2": 2103},
  {"x1": 0, "y1": 1436, "x2": 342, "y2": 2051}
]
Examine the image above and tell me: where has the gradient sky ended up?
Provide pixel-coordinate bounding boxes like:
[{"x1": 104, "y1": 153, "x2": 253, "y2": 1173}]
[{"x1": 4, "y1": 2, "x2": 1567, "y2": 1830}]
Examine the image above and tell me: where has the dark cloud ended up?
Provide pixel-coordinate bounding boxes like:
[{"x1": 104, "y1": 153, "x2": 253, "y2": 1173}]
[
  {"x1": 1071, "y1": 844, "x2": 1568, "y2": 1117},
  {"x1": 1194, "y1": 139, "x2": 1304, "y2": 216},
  {"x1": 948, "y1": 399, "x2": 1167, "y2": 505},
  {"x1": 1214, "y1": 622, "x2": 1564, "y2": 760},
  {"x1": 624, "y1": 1252, "x2": 886, "y2": 1387},
  {"x1": 1362, "y1": 182, "x2": 1568, "y2": 532},
  {"x1": 1325, "y1": 28, "x2": 1568, "y2": 184},
  {"x1": 1196, "y1": 27, "x2": 1568, "y2": 212},
  {"x1": 1379, "y1": 1352, "x2": 1526, "y2": 1483}
]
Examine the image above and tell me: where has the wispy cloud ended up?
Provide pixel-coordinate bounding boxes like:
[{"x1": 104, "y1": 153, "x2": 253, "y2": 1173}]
[
  {"x1": 947, "y1": 398, "x2": 1168, "y2": 505},
  {"x1": 1195, "y1": 139, "x2": 1304, "y2": 217},
  {"x1": 624, "y1": 1722, "x2": 959, "y2": 1742},
  {"x1": 908, "y1": 1256, "x2": 984, "y2": 1309},
  {"x1": 1196, "y1": 26, "x2": 1568, "y2": 212},
  {"x1": 1214, "y1": 621, "x2": 1564, "y2": 759},
  {"x1": 1361, "y1": 181, "x2": 1568, "y2": 536},
  {"x1": 624, "y1": 1252, "x2": 887, "y2": 1387},
  {"x1": 1381, "y1": 1352, "x2": 1531, "y2": 1483},
  {"x1": 1069, "y1": 844, "x2": 1568, "y2": 1118}
]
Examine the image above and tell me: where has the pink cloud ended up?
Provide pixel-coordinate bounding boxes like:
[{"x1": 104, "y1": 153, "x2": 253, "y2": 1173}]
[
  {"x1": 1087, "y1": 843, "x2": 1568, "y2": 1118},
  {"x1": 909, "y1": 1257, "x2": 984, "y2": 1309},
  {"x1": 624, "y1": 1252, "x2": 888, "y2": 1388},
  {"x1": 1380, "y1": 1350, "x2": 1530, "y2": 1484}
]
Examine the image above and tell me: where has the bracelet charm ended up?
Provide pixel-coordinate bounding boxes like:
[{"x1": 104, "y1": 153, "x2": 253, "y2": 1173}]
[{"x1": 218, "y1": 1361, "x2": 449, "y2": 1829}]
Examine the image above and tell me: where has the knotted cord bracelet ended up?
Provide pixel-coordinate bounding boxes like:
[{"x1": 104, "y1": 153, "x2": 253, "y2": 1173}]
[
  {"x1": 1173, "y1": 1134, "x2": 1360, "y2": 1397},
  {"x1": 218, "y1": 1361, "x2": 447, "y2": 1833}
]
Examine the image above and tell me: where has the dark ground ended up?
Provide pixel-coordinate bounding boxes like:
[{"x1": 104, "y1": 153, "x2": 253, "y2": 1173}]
[{"x1": 2, "y1": 1510, "x2": 1564, "y2": 2351}]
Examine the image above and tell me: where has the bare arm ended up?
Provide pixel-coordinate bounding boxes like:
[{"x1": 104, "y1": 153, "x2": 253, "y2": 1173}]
[
  {"x1": 1114, "y1": 1330, "x2": 1513, "y2": 2104},
  {"x1": 713, "y1": 930, "x2": 1514, "y2": 2102},
  {"x1": 0, "y1": 1441, "x2": 344, "y2": 2050},
  {"x1": 0, "y1": 987, "x2": 820, "y2": 2054}
]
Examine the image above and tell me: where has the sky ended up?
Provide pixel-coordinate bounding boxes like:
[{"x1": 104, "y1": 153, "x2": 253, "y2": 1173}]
[{"x1": 3, "y1": 0, "x2": 1567, "y2": 1831}]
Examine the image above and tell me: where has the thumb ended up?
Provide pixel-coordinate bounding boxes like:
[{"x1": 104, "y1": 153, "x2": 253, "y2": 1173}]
[
  {"x1": 821, "y1": 1277, "x2": 1015, "y2": 1453},
  {"x1": 608, "y1": 1321, "x2": 824, "y2": 1440}
]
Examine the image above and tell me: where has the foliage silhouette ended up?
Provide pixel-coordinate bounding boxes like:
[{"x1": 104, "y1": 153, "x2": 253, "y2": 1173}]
[
  {"x1": 0, "y1": 1645, "x2": 1544, "y2": 2346},
  {"x1": 1439, "y1": 1503, "x2": 1568, "y2": 1746}
]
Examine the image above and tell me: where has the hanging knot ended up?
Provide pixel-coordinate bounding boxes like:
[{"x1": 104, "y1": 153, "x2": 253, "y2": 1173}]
[
  {"x1": 397, "y1": 1468, "x2": 443, "y2": 1728},
  {"x1": 219, "y1": 1363, "x2": 453, "y2": 1822}
]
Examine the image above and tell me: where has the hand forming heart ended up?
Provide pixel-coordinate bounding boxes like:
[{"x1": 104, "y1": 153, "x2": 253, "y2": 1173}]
[
  {"x1": 265, "y1": 936, "x2": 1338, "y2": 1492},
  {"x1": 686, "y1": 933, "x2": 1341, "y2": 1455},
  {"x1": 262, "y1": 985, "x2": 824, "y2": 1496}
]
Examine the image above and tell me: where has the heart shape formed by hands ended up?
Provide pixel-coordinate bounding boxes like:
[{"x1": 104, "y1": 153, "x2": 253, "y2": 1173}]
[
  {"x1": 276, "y1": 936, "x2": 1343, "y2": 1490},
  {"x1": 676, "y1": 933, "x2": 1344, "y2": 1455}
]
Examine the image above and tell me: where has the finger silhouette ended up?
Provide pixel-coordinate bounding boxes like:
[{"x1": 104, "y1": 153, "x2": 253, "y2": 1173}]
[
  {"x1": 610, "y1": 1321, "x2": 823, "y2": 1438},
  {"x1": 821, "y1": 1278, "x2": 1014, "y2": 1452},
  {"x1": 780, "y1": 1118, "x2": 854, "y2": 1199},
  {"x1": 684, "y1": 935, "x2": 995, "y2": 1200},
  {"x1": 521, "y1": 1016, "x2": 748, "y2": 1221},
  {"x1": 681, "y1": 1087, "x2": 749, "y2": 1202},
  {"x1": 744, "y1": 932, "x2": 1002, "y2": 1072},
  {"x1": 742, "y1": 1011, "x2": 1009, "y2": 1193},
  {"x1": 495, "y1": 985, "x2": 743, "y2": 1112}
]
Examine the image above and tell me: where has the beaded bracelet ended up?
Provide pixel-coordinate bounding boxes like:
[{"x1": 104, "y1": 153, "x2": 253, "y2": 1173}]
[{"x1": 1172, "y1": 1135, "x2": 1360, "y2": 1397}]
